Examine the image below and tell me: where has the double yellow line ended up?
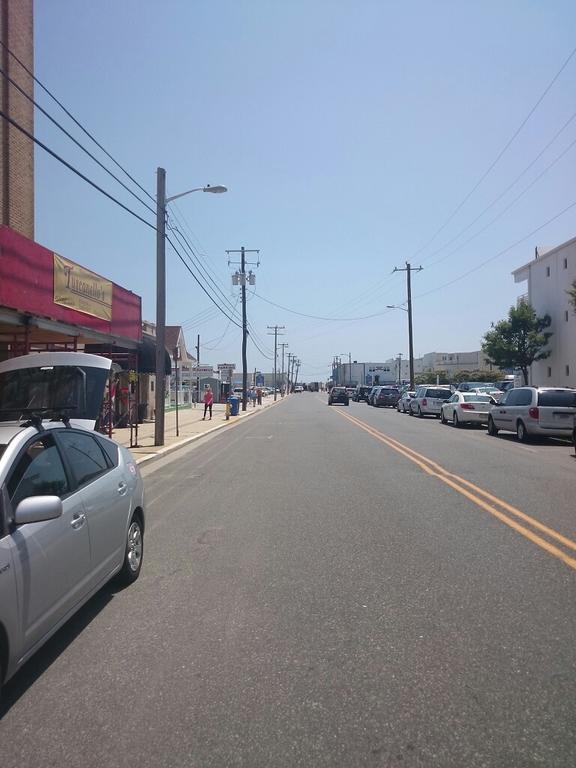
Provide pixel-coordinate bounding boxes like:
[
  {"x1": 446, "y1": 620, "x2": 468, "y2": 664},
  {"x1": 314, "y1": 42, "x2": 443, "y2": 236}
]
[{"x1": 336, "y1": 408, "x2": 576, "y2": 572}]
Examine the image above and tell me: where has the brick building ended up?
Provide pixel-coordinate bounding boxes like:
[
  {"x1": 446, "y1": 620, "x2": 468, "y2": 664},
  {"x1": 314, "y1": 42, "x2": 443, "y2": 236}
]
[{"x1": 0, "y1": 0, "x2": 34, "y2": 239}]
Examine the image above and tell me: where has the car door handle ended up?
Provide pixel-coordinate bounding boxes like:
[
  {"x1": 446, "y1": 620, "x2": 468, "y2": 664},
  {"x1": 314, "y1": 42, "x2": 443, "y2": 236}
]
[
  {"x1": 70, "y1": 513, "x2": 86, "y2": 530},
  {"x1": 117, "y1": 482, "x2": 128, "y2": 496}
]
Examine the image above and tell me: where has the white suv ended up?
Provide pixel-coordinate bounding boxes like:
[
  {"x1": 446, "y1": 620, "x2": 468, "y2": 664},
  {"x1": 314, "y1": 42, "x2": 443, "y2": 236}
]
[
  {"x1": 487, "y1": 386, "x2": 576, "y2": 442},
  {"x1": 409, "y1": 385, "x2": 452, "y2": 418}
]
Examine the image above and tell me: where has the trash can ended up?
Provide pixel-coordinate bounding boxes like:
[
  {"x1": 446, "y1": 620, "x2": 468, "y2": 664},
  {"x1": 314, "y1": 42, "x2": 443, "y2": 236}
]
[{"x1": 229, "y1": 396, "x2": 240, "y2": 416}]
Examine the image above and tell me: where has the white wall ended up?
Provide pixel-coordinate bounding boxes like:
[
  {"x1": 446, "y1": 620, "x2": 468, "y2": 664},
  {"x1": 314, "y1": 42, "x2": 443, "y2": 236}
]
[{"x1": 515, "y1": 238, "x2": 576, "y2": 387}]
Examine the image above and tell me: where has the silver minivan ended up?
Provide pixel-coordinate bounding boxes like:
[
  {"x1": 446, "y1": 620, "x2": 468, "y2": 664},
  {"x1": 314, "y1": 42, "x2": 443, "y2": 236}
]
[{"x1": 487, "y1": 386, "x2": 576, "y2": 441}]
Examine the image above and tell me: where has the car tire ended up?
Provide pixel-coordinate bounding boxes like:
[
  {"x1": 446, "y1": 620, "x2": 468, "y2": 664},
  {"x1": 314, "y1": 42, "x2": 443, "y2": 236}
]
[
  {"x1": 417, "y1": 406, "x2": 423, "y2": 418},
  {"x1": 440, "y1": 410, "x2": 447, "y2": 424},
  {"x1": 117, "y1": 513, "x2": 144, "y2": 586},
  {"x1": 516, "y1": 420, "x2": 529, "y2": 443},
  {"x1": 453, "y1": 412, "x2": 460, "y2": 428},
  {"x1": 487, "y1": 416, "x2": 499, "y2": 436}
]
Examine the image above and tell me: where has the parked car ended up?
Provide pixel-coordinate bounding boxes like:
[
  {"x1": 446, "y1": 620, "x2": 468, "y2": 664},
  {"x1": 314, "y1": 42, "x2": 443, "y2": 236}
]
[
  {"x1": 353, "y1": 385, "x2": 373, "y2": 403},
  {"x1": 472, "y1": 386, "x2": 504, "y2": 403},
  {"x1": 487, "y1": 386, "x2": 576, "y2": 442},
  {"x1": 440, "y1": 391, "x2": 496, "y2": 426},
  {"x1": 409, "y1": 385, "x2": 452, "y2": 417},
  {"x1": 294, "y1": 385, "x2": 304, "y2": 393},
  {"x1": 367, "y1": 386, "x2": 381, "y2": 406},
  {"x1": 397, "y1": 390, "x2": 416, "y2": 413},
  {"x1": 457, "y1": 381, "x2": 489, "y2": 392},
  {"x1": 345, "y1": 387, "x2": 356, "y2": 399},
  {"x1": 0, "y1": 352, "x2": 145, "y2": 699},
  {"x1": 374, "y1": 386, "x2": 401, "y2": 408},
  {"x1": 328, "y1": 387, "x2": 349, "y2": 406},
  {"x1": 495, "y1": 379, "x2": 515, "y2": 393}
]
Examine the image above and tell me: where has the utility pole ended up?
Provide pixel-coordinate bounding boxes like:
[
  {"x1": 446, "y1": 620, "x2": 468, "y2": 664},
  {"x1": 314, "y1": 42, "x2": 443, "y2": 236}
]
[
  {"x1": 196, "y1": 334, "x2": 200, "y2": 406},
  {"x1": 397, "y1": 352, "x2": 403, "y2": 386},
  {"x1": 286, "y1": 353, "x2": 293, "y2": 394},
  {"x1": 294, "y1": 358, "x2": 301, "y2": 388},
  {"x1": 392, "y1": 262, "x2": 423, "y2": 390},
  {"x1": 154, "y1": 168, "x2": 167, "y2": 446},
  {"x1": 267, "y1": 325, "x2": 285, "y2": 401},
  {"x1": 279, "y1": 342, "x2": 289, "y2": 396},
  {"x1": 227, "y1": 247, "x2": 260, "y2": 411}
]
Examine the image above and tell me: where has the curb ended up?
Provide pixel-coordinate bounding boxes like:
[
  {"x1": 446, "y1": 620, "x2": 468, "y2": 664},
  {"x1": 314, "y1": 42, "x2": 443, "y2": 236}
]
[{"x1": 134, "y1": 396, "x2": 287, "y2": 467}]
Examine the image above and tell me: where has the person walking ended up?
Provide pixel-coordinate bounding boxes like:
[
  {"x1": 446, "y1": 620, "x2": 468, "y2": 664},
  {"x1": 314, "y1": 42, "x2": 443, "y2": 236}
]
[
  {"x1": 202, "y1": 384, "x2": 214, "y2": 420},
  {"x1": 250, "y1": 387, "x2": 257, "y2": 408},
  {"x1": 256, "y1": 387, "x2": 262, "y2": 406}
]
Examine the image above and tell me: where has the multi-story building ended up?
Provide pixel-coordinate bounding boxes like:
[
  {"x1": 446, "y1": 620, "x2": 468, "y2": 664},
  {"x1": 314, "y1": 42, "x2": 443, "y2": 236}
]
[
  {"x1": 420, "y1": 350, "x2": 494, "y2": 375},
  {"x1": 513, "y1": 237, "x2": 576, "y2": 386},
  {"x1": 0, "y1": 0, "x2": 34, "y2": 239}
]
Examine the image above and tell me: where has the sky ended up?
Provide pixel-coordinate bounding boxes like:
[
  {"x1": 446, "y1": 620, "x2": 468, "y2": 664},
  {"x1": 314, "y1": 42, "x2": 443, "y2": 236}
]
[{"x1": 34, "y1": 1, "x2": 576, "y2": 381}]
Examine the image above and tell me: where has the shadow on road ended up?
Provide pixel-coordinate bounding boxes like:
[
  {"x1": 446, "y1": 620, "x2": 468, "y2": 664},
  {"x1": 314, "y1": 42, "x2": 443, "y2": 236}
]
[{"x1": 0, "y1": 583, "x2": 119, "y2": 719}]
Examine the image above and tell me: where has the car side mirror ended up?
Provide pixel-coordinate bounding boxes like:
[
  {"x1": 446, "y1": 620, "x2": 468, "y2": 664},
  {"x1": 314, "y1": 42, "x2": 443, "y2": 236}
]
[{"x1": 14, "y1": 496, "x2": 63, "y2": 525}]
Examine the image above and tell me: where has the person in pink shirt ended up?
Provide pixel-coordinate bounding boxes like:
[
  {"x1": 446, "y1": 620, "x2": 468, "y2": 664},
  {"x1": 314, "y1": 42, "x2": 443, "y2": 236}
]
[{"x1": 202, "y1": 385, "x2": 214, "y2": 420}]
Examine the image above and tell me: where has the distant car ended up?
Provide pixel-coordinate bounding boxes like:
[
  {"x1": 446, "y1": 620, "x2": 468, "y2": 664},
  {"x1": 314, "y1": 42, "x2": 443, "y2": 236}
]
[
  {"x1": 440, "y1": 391, "x2": 496, "y2": 427},
  {"x1": 346, "y1": 387, "x2": 356, "y2": 399},
  {"x1": 495, "y1": 380, "x2": 515, "y2": 393},
  {"x1": 367, "y1": 386, "x2": 381, "y2": 406},
  {"x1": 374, "y1": 386, "x2": 401, "y2": 408},
  {"x1": 457, "y1": 381, "x2": 490, "y2": 392},
  {"x1": 472, "y1": 386, "x2": 504, "y2": 403},
  {"x1": 328, "y1": 387, "x2": 349, "y2": 406},
  {"x1": 294, "y1": 385, "x2": 304, "y2": 393},
  {"x1": 0, "y1": 352, "x2": 145, "y2": 699},
  {"x1": 410, "y1": 385, "x2": 452, "y2": 417},
  {"x1": 353, "y1": 385, "x2": 373, "y2": 403},
  {"x1": 487, "y1": 386, "x2": 576, "y2": 442},
  {"x1": 397, "y1": 390, "x2": 416, "y2": 413}
]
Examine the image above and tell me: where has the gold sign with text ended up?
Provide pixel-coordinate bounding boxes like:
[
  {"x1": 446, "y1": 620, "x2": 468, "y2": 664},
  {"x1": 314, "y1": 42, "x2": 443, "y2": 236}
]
[{"x1": 53, "y1": 254, "x2": 113, "y2": 321}]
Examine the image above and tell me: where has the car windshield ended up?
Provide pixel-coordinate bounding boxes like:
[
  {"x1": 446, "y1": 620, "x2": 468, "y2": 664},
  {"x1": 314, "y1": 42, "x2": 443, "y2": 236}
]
[
  {"x1": 537, "y1": 390, "x2": 576, "y2": 407},
  {"x1": 0, "y1": 365, "x2": 108, "y2": 422},
  {"x1": 0, "y1": 444, "x2": 5, "y2": 460},
  {"x1": 463, "y1": 394, "x2": 492, "y2": 402},
  {"x1": 427, "y1": 389, "x2": 451, "y2": 399}
]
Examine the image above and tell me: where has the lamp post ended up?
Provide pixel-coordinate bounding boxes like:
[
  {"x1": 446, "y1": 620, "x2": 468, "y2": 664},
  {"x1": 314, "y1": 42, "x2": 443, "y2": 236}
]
[
  {"x1": 387, "y1": 304, "x2": 416, "y2": 390},
  {"x1": 155, "y1": 170, "x2": 227, "y2": 446}
]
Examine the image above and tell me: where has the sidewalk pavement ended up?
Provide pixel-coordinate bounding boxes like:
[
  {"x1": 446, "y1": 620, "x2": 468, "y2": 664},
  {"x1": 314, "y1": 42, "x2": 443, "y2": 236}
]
[{"x1": 110, "y1": 396, "x2": 283, "y2": 465}]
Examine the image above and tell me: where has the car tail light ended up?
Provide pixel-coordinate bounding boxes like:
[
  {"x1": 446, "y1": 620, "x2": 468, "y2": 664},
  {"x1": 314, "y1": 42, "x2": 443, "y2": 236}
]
[
  {"x1": 422, "y1": 399, "x2": 427, "y2": 406},
  {"x1": 461, "y1": 403, "x2": 474, "y2": 410},
  {"x1": 528, "y1": 407, "x2": 539, "y2": 419}
]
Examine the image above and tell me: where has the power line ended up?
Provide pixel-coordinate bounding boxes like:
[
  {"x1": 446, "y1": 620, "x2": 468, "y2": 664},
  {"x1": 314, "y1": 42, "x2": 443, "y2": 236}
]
[
  {"x1": 252, "y1": 292, "x2": 395, "y2": 321},
  {"x1": 411, "y1": 43, "x2": 576, "y2": 259},
  {"x1": 420, "y1": 109, "x2": 576, "y2": 267},
  {"x1": 0, "y1": 38, "x2": 155, "y2": 204},
  {"x1": 413, "y1": 199, "x2": 576, "y2": 300},
  {"x1": 166, "y1": 234, "x2": 243, "y2": 329},
  {"x1": 0, "y1": 64, "x2": 156, "y2": 217},
  {"x1": 0, "y1": 108, "x2": 156, "y2": 231}
]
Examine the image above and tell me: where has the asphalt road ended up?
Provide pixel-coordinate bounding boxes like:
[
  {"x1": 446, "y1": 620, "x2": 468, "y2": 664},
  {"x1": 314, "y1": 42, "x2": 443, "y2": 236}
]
[{"x1": 1, "y1": 394, "x2": 576, "y2": 767}]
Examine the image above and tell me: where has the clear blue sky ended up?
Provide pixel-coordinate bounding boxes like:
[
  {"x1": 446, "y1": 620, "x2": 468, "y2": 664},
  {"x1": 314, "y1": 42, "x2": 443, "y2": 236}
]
[{"x1": 35, "y1": 1, "x2": 576, "y2": 380}]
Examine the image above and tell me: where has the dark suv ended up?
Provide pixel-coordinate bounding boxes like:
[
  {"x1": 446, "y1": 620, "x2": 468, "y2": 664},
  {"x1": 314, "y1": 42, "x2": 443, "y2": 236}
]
[
  {"x1": 328, "y1": 387, "x2": 349, "y2": 406},
  {"x1": 374, "y1": 386, "x2": 401, "y2": 407}
]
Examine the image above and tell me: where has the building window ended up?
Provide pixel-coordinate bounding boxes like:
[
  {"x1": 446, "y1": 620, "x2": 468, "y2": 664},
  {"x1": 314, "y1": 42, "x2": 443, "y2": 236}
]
[
  {"x1": 546, "y1": 266, "x2": 551, "y2": 277},
  {"x1": 566, "y1": 365, "x2": 570, "y2": 377},
  {"x1": 566, "y1": 310, "x2": 569, "y2": 322},
  {"x1": 564, "y1": 258, "x2": 568, "y2": 269},
  {"x1": 547, "y1": 366, "x2": 552, "y2": 377}
]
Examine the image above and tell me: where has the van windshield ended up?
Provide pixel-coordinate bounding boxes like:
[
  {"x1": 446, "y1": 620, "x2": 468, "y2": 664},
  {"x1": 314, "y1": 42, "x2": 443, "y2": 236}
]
[{"x1": 0, "y1": 365, "x2": 108, "y2": 422}]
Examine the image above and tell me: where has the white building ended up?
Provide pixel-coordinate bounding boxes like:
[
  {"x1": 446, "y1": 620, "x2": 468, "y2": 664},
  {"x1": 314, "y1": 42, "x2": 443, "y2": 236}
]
[
  {"x1": 513, "y1": 237, "x2": 576, "y2": 387},
  {"x1": 420, "y1": 350, "x2": 494, "y2": 375}
]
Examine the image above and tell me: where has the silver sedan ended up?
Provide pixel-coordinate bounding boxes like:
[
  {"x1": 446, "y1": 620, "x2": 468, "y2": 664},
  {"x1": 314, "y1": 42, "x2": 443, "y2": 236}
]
[{"x1": 440, "y1": 392, "x2": 495, "y2": 427}]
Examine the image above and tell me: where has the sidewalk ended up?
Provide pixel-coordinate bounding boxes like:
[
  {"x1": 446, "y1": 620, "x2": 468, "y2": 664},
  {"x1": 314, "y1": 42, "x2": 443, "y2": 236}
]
[{"x1": 109, "y1": 396, "x2": 283, "y2": 465}]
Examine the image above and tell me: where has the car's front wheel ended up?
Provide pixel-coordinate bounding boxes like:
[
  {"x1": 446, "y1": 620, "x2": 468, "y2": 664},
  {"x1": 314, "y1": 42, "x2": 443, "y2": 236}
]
[
  {"x1": 440, "y1": 410, "x2": 447, "y2": 424},
  {"x1": 453, "y1": 412, "x2": 460, "y2": 428},
  {"x1": 487, "y1": 416, "x2": 498, "y2": 436},
  {"x1": 118, "y1": 513, "x2": 144, "y2": 586}
]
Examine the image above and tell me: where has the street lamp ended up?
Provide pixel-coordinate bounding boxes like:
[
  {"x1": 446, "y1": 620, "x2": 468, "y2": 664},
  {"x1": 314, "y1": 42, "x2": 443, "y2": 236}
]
[
  {"x1": 155, "y1": 169, "x2": 227, "y2": 446},
  {"x1": 387, "y1": 304, "x2": 416, "y2": 390}
]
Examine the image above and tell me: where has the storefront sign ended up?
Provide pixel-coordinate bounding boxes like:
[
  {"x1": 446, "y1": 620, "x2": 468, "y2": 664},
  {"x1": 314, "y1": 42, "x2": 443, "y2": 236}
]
[
  {"x1": 53, "y1": 253, "x2": 113, "y2": 321},
  {"x1": 191, "y1": 365, "x2": 214, "y2": 377}
]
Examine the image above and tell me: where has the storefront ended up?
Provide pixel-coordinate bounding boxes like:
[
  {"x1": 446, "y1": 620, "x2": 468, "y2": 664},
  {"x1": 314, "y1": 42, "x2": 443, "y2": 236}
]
[{"x1": 0, "y1": 225, "x2": 169, "y2": 435}]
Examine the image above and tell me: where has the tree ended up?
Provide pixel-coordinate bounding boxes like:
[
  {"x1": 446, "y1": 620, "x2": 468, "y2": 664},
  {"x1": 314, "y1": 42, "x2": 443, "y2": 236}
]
[
  {"x1": 567, "y1": 279, "x2": 576, "y2": 313},
  {"x1": 481, "y1": 302, "x2": 552, "y2": 385}
]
